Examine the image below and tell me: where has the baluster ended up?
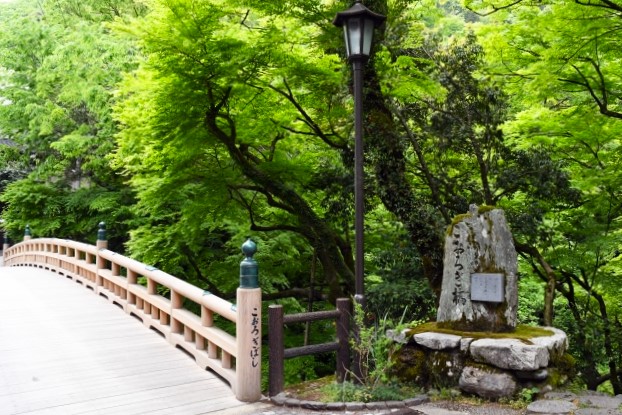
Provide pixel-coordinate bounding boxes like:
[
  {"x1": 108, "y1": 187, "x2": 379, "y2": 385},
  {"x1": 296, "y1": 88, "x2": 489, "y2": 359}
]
[
  {"x1": 171, "y1": 290, "x2": 182, "y2": 334},
  {"x1": 127, "y1": 269, "x2": 136, "y2": 304}
]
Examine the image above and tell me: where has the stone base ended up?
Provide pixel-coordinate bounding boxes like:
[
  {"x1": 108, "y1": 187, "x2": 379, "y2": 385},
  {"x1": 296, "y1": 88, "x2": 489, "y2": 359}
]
[{"x1": 391, "y1": 327, "x2": 573, "y2": 400}]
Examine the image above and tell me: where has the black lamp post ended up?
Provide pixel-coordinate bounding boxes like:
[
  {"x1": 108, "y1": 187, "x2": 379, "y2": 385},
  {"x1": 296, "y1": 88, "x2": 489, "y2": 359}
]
[{"x1": 333, "y1": 1, "x2": 385, "y2": 311}]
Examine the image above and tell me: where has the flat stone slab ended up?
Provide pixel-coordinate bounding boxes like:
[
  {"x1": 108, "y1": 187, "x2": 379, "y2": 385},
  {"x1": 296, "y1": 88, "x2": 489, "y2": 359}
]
[
  {"x1": 527, "y1": 399, "x2": 577, "y2": 414},
  {"x1": 415, "y1": 404, "x2": 469, "y2": 415},
  {"x1": 470, "y1": 338, "x2": 549, "y2": 370},
  {"x1": 543, "y1": 391, "x2": 577, "y2": 401},
  {"x1": 578, "y1": 394, "x2": 622, "y2": 409},
  {"x1": 575, "y1": 409, "x2": 621, "y2": 415},
  {"x1": 414, "y1": 332, "x2": 462, "y2": 350},
  {"x1": 530, "y1": 327, "x2": 568, "y2": 354}
]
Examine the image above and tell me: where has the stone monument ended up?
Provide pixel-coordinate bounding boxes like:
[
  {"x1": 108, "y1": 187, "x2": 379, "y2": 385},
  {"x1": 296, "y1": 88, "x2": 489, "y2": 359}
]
[
  {"x1": 387, "y1": 206, "x2": 573, "y2": 399},
  {"x1": 437, "y1": 205, "x2": 518, "y2": 332}
]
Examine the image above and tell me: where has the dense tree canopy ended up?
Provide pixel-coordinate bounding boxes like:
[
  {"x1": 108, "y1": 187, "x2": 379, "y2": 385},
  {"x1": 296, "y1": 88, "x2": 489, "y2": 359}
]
[{"x1": 1, "y1": 0, "x2": 622, "y2": 392}]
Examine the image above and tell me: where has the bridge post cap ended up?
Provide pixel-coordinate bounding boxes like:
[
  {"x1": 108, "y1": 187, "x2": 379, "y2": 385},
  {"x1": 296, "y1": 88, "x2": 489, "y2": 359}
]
[
  {"x1": 97, "y1": 222, "x2": 106, "y2": 241},
  {"x1": 239, "y1": 238, "x2": 258, "y2": 289},
  {"x1": 24, "y1": 224, "x2": 31, "y2": 236},
  {"x1": 241, "y1": 238, "x2": 257, "y2": 258}
]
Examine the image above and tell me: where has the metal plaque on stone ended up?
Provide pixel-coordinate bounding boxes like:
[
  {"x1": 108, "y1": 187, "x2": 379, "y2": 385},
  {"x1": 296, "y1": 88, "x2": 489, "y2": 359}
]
[{"x1": 470, "y1": 273, "x2": 504, "y2": 303}]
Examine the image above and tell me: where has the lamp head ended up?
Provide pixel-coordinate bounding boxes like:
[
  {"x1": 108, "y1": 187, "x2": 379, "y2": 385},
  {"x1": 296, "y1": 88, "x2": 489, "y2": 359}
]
[{"x1": 333, "y1": 1, "x2": 386, "y2": 62}]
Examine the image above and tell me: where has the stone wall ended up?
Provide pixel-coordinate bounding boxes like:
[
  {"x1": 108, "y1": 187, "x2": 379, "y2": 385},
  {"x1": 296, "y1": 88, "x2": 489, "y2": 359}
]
[{"x1": 390, "y1": 328, "x2": 573, "y2": 399}]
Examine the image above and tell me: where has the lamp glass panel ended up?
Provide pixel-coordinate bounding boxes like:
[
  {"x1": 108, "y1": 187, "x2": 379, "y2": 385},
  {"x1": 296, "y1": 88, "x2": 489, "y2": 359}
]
[
  {"x1": 363, "y1": 18, "x2": 374, "y2": 56},
  {"x1": 342, "y1": 25, "x2": 350, "y2": 57},
  {"x1": 346, "y1": 17, "x2": 362, "y2": 56}
]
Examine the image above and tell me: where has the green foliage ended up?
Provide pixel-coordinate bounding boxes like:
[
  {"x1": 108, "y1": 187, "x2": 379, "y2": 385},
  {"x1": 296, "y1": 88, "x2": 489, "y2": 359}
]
[
  {"x1": 321, "y1": 380, "x2": 413, "y2": 403},
  {"x1": 0, "y1": 0, "x2": 137, "y2": 244},
  {"x1": 517, "y1": 275, "x2": 545, "y2": 326},
  {"x1": 350, "y1": 302, "x2": 412, "y2": 391}
]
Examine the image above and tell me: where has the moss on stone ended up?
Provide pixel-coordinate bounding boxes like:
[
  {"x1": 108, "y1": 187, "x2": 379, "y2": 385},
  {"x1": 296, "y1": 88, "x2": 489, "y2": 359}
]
[
  {"x1": 446, "y1": 213, "x2": 472, "y2": 236},
  {"x1": 392, "y1": 346, "x2": 429, "y2": 384},
  {"x1": 406, "y1": 322, "x2": 554, "y2": 343},
  {"x1": 551, "y1": 352, "x2": 577, "y2": 382},
  {"x1": 477, "y1": 205, "x2": 496, "y2": 214}
]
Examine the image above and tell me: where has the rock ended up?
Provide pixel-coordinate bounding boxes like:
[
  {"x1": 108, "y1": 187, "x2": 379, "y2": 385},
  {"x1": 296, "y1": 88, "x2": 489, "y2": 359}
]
[
  {"x1": 470, "y1": 338, "x2": 549, "y2": 370},
  {"x1": 365, "y1": 401, "x2": 387, "y2": 410},
  {"x1": 460, "y1": 337, "x2": 473, "y2": 353},
  {"x1": 415, "y1": 404, "x2": 470, "y2": 415},
  {"x1": 574, "y1": 409, "x2": 617, "y2": 415},
  {"x1": 531, "y1": 327, "x2": 568, "y2": 358},
  {"x1": 543, "y1": 391, "x2": 577, "y2": 401},
  {"x1": 386, "y1": 400, "x2": 406, "y2": 408},
  {"x1": 299, "y1": 400, "x2": 326, "y2": 410},
  {"x1": 578, "y1": 394, "x2": 622, "y2": 409},
  {"x1": 283, "y1": 398, "x2": 300, "y2": 407},
  {"x1": 414, "y1": 332, "x2": 462, "y2": 350},
  {"x1": 270, "y1": 393, "x2": 287, "y2": 405},
  {"x1": 403, "y1": 395, "x2": 430, "y2": 406},
  {"x1": 387, "y1": 328, "x2": 409, "y2": 344},
  {"x1": 437, "y1": 206, "x2": 518, "y2": 332},
  {"x1": 325, "y1": 402, "x2": 345, "y2": 410},
  {"x1": 526, "y1": 399, "x2": 577, "y2": 414},
  {"x1": 458, "y1": 366, "x2": 517, "y2": 399},
  {"x1": 514, "y1": 368, "x2": 549, "y2": 381},
  {"x1": 344, "y1": 402, "x2": 366, "y2": 410}
]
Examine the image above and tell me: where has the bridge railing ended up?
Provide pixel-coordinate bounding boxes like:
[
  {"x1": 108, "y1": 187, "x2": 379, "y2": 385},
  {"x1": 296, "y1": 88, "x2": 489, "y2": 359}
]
[{"x1": 2, "y1": 226, "x2": 262, "y2": 402}]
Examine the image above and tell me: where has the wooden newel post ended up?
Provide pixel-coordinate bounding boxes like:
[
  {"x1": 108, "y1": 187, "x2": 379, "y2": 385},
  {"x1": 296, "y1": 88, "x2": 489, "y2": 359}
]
[
  {"x1": 235, "y1": 238, "x2": 262, "y2": 402},
  {"x1": 96, "y1": 222, "x2": 107, "y2": 288},
  {"x1": 3, "y1": 233, "x2": 9, "y2": 253},
  {"x1": 268, "y1": 304, "x2": 284, "y2": 396},
  {"x1": 23, "y1": 224, "x2": 31, "y2": 241}
]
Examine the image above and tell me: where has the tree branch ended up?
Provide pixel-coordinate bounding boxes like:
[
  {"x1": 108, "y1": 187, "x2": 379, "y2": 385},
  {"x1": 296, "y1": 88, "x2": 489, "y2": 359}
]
[
  {"x1": 268, "y1": 79, "x2": 347, "y2": 150},
  {"x1": 558, "y1": 63, "x2": 622, "y2": 119},
  {"x1": 465, "y1": 0, "x2": 526, "y2": 17},
  {"x1": 575, "y1": 0, "x2": 622, "y2": 13}
]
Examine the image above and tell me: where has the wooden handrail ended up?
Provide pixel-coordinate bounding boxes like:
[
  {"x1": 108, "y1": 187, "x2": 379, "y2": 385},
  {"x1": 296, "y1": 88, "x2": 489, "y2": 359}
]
[{"x1": 2, "y1": 237, "x2": 262, "y2": 402}]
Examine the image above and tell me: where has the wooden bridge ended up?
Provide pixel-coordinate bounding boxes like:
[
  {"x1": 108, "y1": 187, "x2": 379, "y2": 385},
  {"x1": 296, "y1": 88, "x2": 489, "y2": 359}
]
[{"x1": 0, "y1": 233, "x2": 273, "y2": 415}]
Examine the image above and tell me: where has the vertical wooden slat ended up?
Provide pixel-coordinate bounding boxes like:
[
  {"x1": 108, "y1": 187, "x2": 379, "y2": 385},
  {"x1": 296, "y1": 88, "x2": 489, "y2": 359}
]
[
  {"x1": 222, "y1": 351, "x2": 232, "y2": 369},
  {"x1": 171, "y1": 290, "x2": 182, "y2": 334}
]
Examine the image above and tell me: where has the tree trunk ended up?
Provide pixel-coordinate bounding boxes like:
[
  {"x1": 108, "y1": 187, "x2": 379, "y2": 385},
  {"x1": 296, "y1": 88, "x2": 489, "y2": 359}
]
[
  {"x1": 593, "y1": 290, "x2": 622, "y2": 394},
  {"x1": 363, "y1": 61, "x2": 445, "y2": 298}
]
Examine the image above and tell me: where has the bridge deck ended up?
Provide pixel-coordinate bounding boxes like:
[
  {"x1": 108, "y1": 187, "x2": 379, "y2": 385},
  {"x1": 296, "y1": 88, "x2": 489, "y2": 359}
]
[{"x1": 0, "y1": 265, "x2": 270, "y2": 415}]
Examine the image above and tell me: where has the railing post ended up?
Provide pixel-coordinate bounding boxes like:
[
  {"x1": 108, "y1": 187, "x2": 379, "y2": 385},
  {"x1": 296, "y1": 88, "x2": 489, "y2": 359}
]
[
  {"x1": 336, "y1": 298, "x2": 351, "y2": 383},
  {"x1": 23, "y1": 224, "x2": 31, "y2": 241},
  {"x1": 268, "y1": 304, "x2": 284, "y2": 396},
  {"x1": 235, "y1": 238, "x2": 262, "y2": 402},
  {"x1": 96, "y1": 222, "x2": 107, "y2": 288},
  {"x1": 3, "y1": 233, "x2": 9, "y2": 261}
]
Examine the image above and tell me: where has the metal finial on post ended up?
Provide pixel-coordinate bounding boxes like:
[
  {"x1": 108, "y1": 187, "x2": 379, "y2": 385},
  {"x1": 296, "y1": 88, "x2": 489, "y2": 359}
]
[
  {"x1": 239, "y1": 238, "x2": 258, "y2": 289},
  {"x1": 97, "y1": 222, "x2": 106, "y2": 241},
  {"x1": 95, "y1": 222, "x2": 108, "y2": 288},
  {"x1": 24, "y1": 224, "x2": 32, "y2": 241}
]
